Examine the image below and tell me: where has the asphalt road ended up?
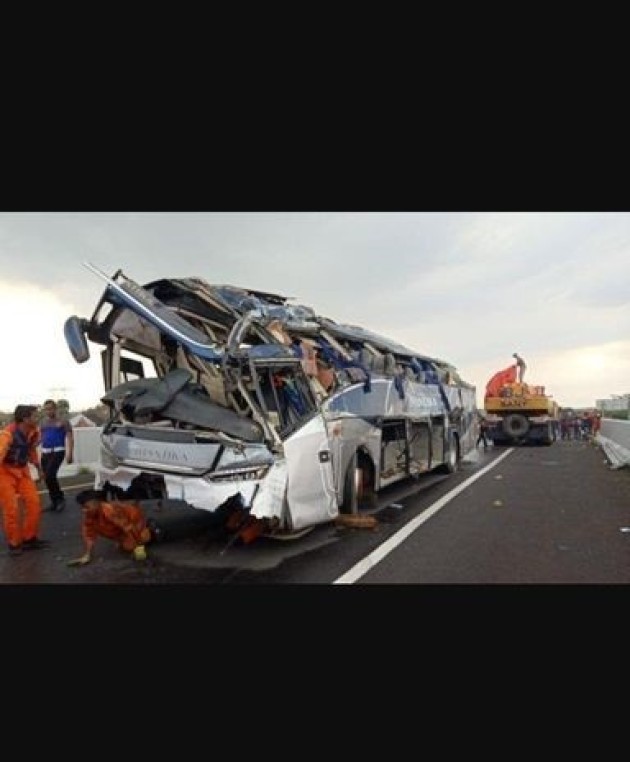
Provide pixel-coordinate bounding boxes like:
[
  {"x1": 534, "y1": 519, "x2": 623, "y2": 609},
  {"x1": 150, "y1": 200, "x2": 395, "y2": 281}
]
[{"x1": 1, "y1": 438, "x2": 629, "y2": 584}]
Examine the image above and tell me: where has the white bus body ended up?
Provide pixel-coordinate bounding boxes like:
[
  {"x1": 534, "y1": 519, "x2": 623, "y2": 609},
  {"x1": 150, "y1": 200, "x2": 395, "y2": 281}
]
[{"x1": 64, "y1": 264, "x2": 478, "y2": 537}]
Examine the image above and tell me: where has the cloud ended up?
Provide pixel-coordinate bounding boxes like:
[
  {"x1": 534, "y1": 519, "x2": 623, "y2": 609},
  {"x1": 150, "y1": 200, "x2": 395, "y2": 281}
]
[
  {"x1": 0, "y1": 281, "x2": 103, "y2": 411},
  {"x1": 1, "y1": 211, "x2": 629, "y2": 410}
]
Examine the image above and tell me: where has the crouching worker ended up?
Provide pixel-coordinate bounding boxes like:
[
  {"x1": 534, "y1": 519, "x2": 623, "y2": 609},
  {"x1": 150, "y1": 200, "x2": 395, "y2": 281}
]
[{"x1": 67, "y1": 489, "x2": 152, "y2": 566}]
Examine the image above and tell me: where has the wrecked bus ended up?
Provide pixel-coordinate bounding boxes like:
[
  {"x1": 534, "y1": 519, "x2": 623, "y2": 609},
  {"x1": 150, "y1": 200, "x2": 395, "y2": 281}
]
[{"x1": 64, "y1": 263, "x2": 478, "y2": 541}]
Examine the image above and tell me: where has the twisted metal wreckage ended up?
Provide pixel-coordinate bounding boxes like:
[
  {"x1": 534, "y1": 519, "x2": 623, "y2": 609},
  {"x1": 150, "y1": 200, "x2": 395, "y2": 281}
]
[{"x1": 64, "y1": 263, "x2": 479, "y2": 545}]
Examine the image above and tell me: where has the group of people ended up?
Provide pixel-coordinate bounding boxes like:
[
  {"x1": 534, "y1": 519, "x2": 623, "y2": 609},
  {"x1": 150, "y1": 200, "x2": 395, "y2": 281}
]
[
  {"x1": 0, "y1": 401, "x2": 73, "y2": 556},
  {"x1": 0, "y1": 401, "x2": 153, "y2": 564},
  {"x1": 560, "y1": 411, "x2": 601, "y2": 440}
]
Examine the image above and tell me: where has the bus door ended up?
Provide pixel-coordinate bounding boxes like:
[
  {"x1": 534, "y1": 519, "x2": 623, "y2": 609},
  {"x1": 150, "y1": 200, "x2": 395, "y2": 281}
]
[{"x1": 283, "y1": 415, "x2": 337, "y2": 530}]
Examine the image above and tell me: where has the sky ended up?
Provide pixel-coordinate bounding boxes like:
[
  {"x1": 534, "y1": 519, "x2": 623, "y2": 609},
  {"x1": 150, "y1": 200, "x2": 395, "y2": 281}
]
[{"x1": 0, "y1": 211, "x2": 628, "y2": 412}]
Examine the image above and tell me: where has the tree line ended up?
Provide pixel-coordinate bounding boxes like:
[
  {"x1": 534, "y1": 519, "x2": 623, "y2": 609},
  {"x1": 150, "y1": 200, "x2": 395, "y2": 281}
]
[{"x1": 0, "y1": 403, "x2": 110, "y2": 426}]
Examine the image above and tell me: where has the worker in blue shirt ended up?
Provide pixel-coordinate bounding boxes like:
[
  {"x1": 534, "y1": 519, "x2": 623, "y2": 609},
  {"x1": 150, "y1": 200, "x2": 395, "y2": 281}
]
[{"x1": 40, "y1": 399, "x2": 74, "y2": 511}]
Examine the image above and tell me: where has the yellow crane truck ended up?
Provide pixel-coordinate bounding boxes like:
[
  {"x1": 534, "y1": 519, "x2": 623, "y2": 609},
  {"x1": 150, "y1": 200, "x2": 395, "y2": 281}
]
[{"x1": 484, "y1": 380, "x2": 559, "y2": 446}]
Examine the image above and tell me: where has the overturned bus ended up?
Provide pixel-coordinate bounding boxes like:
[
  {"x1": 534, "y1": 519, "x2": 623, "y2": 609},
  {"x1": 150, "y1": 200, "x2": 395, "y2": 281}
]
[{"x1": 64, "y1": 263, "x2": 479, "y2": 541}]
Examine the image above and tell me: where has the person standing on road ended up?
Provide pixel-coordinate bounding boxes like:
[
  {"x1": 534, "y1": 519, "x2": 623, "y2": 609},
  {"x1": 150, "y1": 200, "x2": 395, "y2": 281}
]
[
  {"x1": 476, "y1": 413, "x2": 490, "y2": 451},
  {"x1": 0, "y1": 404, "x2": 50, "y2": 556},
  {"x1": 40, "y1": 399, "x2": 74, "y2": 512},
  {"x1": 67, "y1": 489, "x2": 153, "y2": 566},
  {"x1": 513, "y1": 353, "x2": 527, "y2": 384}
]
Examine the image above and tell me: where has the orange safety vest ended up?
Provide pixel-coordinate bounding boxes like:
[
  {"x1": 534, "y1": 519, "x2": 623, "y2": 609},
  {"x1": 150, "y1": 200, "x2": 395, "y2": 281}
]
[{"x1": 0, "y1": 423, "x2": 40, "y2": 469}]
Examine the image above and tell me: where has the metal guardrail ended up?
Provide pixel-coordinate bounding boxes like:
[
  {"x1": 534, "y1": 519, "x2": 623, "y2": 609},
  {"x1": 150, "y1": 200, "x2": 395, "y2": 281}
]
[
  {"x1": 54, "y1": 426, "x2": 103, "y2": 478},
  {"x1": 596, "y1": 419, "x2": 630, "y2": 469}
]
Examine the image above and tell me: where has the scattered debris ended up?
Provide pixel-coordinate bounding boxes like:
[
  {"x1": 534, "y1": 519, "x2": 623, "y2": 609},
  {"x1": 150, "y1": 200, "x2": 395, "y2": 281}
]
[{"x1": 334, "y1": 514, "x2": 378, "y2": 529}]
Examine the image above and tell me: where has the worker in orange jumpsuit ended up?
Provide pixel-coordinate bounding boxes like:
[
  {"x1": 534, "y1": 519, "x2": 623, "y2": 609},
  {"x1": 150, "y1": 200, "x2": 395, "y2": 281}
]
[
  {"x1": 67, "y1": 489, "x2": 153, "y2": 566},
  {"x1": 0, "y1": 404, "x2": 49, "y2": 556}
]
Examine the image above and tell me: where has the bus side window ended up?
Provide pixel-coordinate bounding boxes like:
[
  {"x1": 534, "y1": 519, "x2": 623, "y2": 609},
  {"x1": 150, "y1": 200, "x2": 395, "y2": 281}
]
[{"x1": 120, "y1": 356, "x2": 145, "y2": 382}]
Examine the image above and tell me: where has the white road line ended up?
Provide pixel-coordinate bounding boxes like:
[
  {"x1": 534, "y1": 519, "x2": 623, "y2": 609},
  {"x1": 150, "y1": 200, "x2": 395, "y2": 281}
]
[{"x1": 333, "y1": 449, "x2": 514, "y2": 584}]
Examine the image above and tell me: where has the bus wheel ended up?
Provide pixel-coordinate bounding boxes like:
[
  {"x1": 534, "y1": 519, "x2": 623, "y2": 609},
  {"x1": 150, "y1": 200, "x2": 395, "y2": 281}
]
[
  {"x1": 341, "y1": 451, "x2": 375, "y2": 514},
  {"x1": 439, "y1": 433, "x2": 459, "y2": 474}
]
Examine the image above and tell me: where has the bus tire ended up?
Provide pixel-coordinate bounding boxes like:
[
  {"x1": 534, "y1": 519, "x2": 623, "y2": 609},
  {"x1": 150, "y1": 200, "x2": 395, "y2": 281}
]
[
  {"x1": 438, "y1": 432, "x2": 459, "y2": 474},
  {"x1": 341, "y1": 451, "x2": 376, "y2": 514}
]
